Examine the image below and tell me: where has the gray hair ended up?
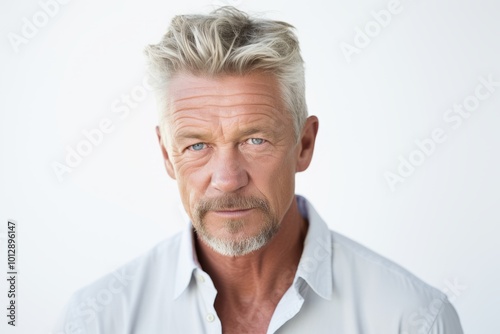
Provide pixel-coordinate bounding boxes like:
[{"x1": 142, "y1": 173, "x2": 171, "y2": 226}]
[{"x1": 144, "y1": 6, "x2": 308, "y2": 140}]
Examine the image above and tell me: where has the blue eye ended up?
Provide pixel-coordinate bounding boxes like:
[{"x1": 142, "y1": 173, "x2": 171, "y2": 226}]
[
  {"x1": 189, "y1": 143, "x2": 206, "y2": 151},
  {"x1": 247, "y1": 138, "x2": 265, "y2": 145}
]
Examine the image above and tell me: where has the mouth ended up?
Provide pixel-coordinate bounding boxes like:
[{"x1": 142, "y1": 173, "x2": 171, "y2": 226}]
[{"x1": 211, "y1": 208, "x2": 254, "y2": 218}]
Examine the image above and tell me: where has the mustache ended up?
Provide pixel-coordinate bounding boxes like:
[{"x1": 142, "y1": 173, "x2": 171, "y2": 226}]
[{"x1": 195, "y1": 195, "x2": 270, "y2": 220}]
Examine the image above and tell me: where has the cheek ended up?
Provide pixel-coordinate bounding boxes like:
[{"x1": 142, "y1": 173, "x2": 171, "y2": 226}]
[
  {"x1": 174, "y1": 158, "x2": 210, "y2": 212},
  {"x1": 273, "y1": 150, "x2": 297, "y2": 184},
  {"x1": 173, "y1": 151, "x2": 208, "y2": 175},
  {"x1": 275, "y1": 166, "x2": 296, "y2": 204},
  {"x1": 253, "y1": 154, "x2": 296, "y2": 211}
]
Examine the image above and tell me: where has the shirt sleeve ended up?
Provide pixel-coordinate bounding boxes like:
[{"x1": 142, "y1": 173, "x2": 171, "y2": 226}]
[
  {"x1": 51, "y1": 292, "x2": 97, "y2": 334},
  {"x1": 427, "y1": 299, "x2": 463, "y2": 334}
]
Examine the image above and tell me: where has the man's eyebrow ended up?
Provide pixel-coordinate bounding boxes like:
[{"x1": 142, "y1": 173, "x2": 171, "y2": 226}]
[
  {"x1": 241, "y1": 124, "x2": 275, "y2": 136},
  {"x1": 174, "y1": 131, "x2": 210, "y2": 141},
  {"x1": 175, "y1": 127, "x2": 276, "y2": 141},
  {"x1": 240, "y1": 128, "x2": 262, "y2": 136},
  {"x1": 240, "y1": 127, "x2": 277, "y2": 138}
]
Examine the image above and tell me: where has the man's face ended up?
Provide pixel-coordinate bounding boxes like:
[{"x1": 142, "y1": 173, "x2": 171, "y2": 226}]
[{"x1": 158, "y1": 72, "x2": 305, "y2": 256}]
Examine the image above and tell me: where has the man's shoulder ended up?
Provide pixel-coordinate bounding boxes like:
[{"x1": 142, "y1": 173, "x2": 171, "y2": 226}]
[
  {"x1": 53, "y1": 231, "x2": 185, "y2": 333},
  {"x1": 302, "y1": 196, "x2": 450, "y2": 308},
  {"x1": 330, "y1": 230, "x2": 444, "y2": 301},
  {"x1": 326, "y1": 230, "x2": 463, "y2": 333},
  {"x1": 86, "y1": 231, "x2": 182, "y2": 294}
]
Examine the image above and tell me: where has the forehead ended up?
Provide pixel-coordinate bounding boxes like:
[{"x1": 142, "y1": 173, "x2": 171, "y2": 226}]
[{"x1": 166, "y1": 72, "x2": 285, "y2": 119}]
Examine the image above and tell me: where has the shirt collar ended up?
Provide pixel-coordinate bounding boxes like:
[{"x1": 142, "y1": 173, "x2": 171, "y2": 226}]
[
  {"x1": 173, "y1": 221, "x2": 199, "y2": 300},
  {"x1": 294, "y1": 195, "x2": 334, "y2": 300},
  {"x1": 173, "y1": 195, "x2": 334, "y2": 301}
]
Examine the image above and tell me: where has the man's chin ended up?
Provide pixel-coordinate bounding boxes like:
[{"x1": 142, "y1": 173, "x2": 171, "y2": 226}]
[
  {"x1": 206, "y1": 240, "x2": 265, "y2": 257},
  {"x1": 197, "y1": 231, "x2": 272, "y2": 257},
  {"x1": 222, "y1": 220, "x2": 246, "y2": 235},
  {"x1": 193, "y1": 213, "x2": 281, "y2": 256}
]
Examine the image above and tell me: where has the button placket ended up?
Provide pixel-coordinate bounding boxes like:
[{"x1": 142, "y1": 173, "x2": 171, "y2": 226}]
[{"x1": 195, "y1": 269, "x2": 221, "y2": 331}]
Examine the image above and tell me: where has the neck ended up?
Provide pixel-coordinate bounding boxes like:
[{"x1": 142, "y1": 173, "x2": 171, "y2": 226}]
[{"x1": 195, "y1": 197, "x2": 308, "y2": 304}]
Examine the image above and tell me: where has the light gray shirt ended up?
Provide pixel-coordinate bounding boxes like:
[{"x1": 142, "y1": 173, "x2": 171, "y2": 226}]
[{"x1": 53, "y1": 196, "x2": 463, "y2": 333}]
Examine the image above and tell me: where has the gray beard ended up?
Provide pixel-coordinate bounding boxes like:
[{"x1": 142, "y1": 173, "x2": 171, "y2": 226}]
[
  {"x1": 196, "y1": 218, "x2": 279, "y2": 256},
  {"x1": 192, "y1": 195, "x2": 280, "y2": 256}
]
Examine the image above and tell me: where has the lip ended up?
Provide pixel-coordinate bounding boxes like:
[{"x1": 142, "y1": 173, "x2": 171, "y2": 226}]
[{"x1": 211, "y1": 208, "x2": 254, "y2": 218}]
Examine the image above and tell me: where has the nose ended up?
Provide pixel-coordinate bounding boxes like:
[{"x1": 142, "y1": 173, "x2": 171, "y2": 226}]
[{"x1": 209, "y1": 147, "x2": 248, "y2": 193}]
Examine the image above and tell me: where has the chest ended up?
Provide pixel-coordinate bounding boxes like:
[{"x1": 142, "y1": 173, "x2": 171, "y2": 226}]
[{"x1": 218, "y1": 304, "x2": 275, "y2": 334}]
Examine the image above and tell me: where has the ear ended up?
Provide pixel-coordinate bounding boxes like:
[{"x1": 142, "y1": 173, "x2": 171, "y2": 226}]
[
  {"x1": 296, "y1": 116, "x2": 319, "y2": 172},
  {"x1": 156, "y1": 126, "x2": 176, "y2": 180}
]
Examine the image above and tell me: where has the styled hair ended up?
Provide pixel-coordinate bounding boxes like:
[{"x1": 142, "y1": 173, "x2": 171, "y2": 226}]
[{"x1": 144, "y1": 6, "x2": 308, "y2": 140}]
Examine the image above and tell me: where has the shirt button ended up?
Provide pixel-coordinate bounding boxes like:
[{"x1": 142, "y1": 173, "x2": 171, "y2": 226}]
[
  {"x1": 197, "y1": 274, "x2": 205, "y2": 283},
  {"x1": 206, "y1": 313, "x2": 215, "y2": 322}
]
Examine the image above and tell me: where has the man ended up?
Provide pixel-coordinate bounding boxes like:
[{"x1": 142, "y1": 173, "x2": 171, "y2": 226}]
[{"x1": 54, "y1": 7, "x2": 463, "y2": 334}]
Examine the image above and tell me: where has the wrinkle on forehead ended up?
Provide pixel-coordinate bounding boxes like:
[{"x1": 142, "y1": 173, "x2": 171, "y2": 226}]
[
  {"x1": 166, "y1": 72, "x2": 286, "y2": 116},
  {"x1": 171, "y1": 108, "x2": 287, "y2": 145},
  {"x1": 162, "y1": 72, "x2": 293, "y2": 144}
]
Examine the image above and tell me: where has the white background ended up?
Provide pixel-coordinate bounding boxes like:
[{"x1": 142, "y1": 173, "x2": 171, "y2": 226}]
[{"x1": 1, "y1": 0, "x2": 499, "y2": 333}]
